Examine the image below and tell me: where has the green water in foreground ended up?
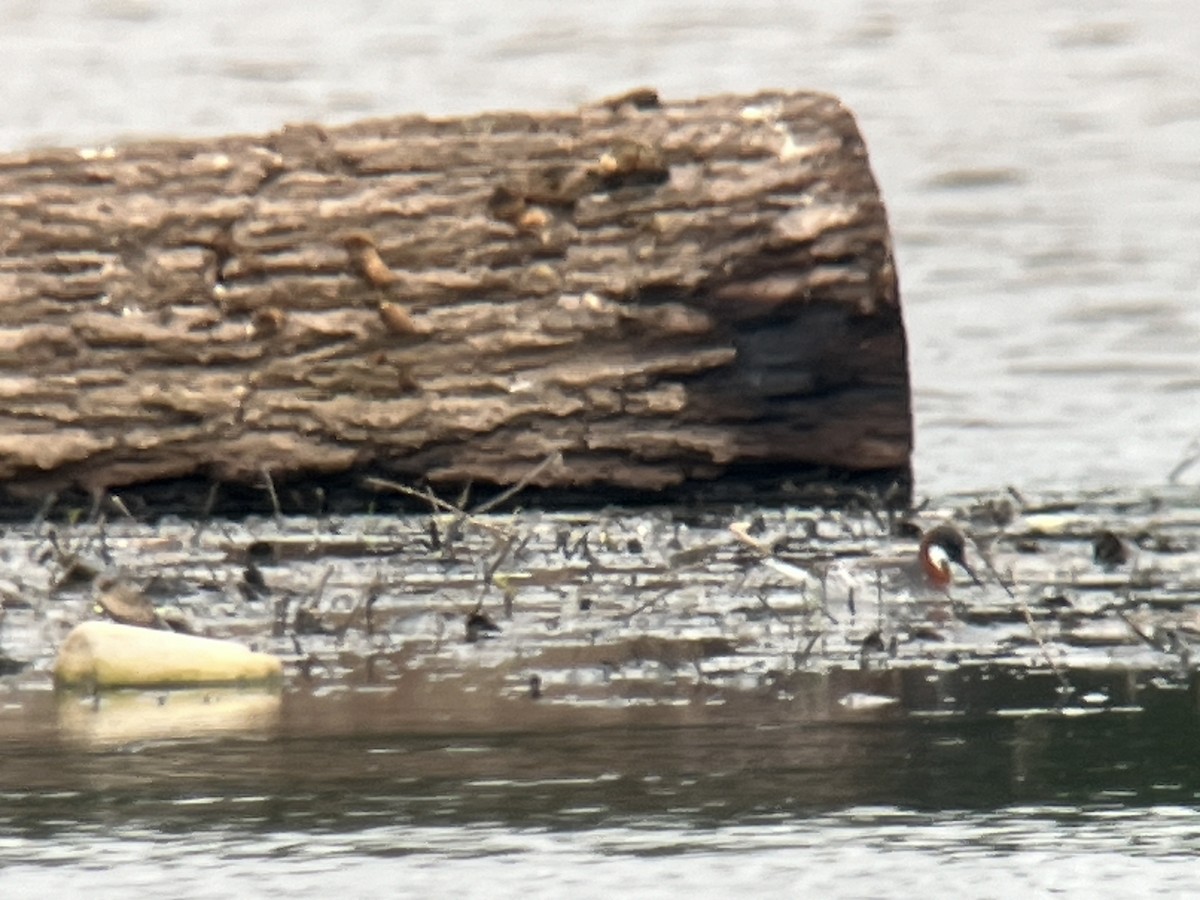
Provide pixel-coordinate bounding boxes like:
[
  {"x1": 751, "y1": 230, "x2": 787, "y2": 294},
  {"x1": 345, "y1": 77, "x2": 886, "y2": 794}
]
[{"x1": 2, "y1": 680, "x2": 1199, "y2": 899}]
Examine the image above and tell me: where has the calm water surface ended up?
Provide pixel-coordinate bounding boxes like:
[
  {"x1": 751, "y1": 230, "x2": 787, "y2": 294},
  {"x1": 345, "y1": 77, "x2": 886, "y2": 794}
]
[
  {"x1": 3, "y1": 1, "x2": 1200, "y2": 896},
  {"x1": 4, "y1": 695, "x2": 1200, "y2": 898}
]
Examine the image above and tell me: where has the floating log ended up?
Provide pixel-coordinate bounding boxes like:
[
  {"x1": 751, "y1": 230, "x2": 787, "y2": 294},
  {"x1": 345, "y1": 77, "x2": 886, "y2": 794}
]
[
  {"x1": 54, "y1": 621, "x2": 282, "y2": 688},
  {"x1": 0, "y1": 89, "x2": 910, "y2": 514}
]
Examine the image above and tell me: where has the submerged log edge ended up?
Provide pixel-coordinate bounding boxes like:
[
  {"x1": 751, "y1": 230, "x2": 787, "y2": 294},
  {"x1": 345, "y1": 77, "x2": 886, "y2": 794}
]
[{"x1": 0, "y1": 88, "x2": 911, "y2": 517}]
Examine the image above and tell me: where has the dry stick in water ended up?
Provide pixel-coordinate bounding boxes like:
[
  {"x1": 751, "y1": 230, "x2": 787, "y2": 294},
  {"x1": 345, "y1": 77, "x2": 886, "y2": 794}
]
[
  {"x1": 1167, "y1": 435, "x2": 1200, "y2": 484},
  {"x1": 482, "y1": 531, "x2": 522, "y2": 586},
  {"x1": 975, "y1": 549, "x2": 1074, "y2": 698},
  {"x1": 1113, "y1": 607, "x2": 1162, "y2": 651},
  {"x1": 1108, "y1": 595, "x2": 1181, "y2": 661},
  {"x1": 725, "y1": 565, "x2": 787, "y2": 626},
  {"x1": 367, "y1": 451, "x2": 559, "y2": 546},
  {"x1": 753, "y1": 587, "x2": 789, "y2": 627},
  {"x1": 440, "y1": 481, "x2": 475, "y2": 546},
  {"x1": 108, "y1": 494, "x2": 136, "y2": 521},
  {"x1": 333, "y1": 570, "x2": 384, "y2": 640},
  {"x1": 32, "y1": 491, "x2": 58, "y2": 533},
  {"x1": 261, "y1": 466, "x2": 282, "y2": 522},
  {"x1": 363, "y1": 477, "x2": 513, "y2": 539},
  {"x1": 85, "y1": 490, "x2": 104, "y2": 524},
  {"x1": 470, "y1": 452, "x2": 563, "y2": 515},
  {"x1": 364, "y1": 572, "x2": 383, "y2": 637},
  {"x1": 729, "y1": 521, "x2": 834, "y2": 623},
  {"x1": 310, "y1": 565, "x2": 334, "y2": 608},
  {"x1": 191, "y1": 481, "x2": 221, "y2": 548},
  {"x1": 623, "y1": 587, "x2": 674, "y2": 621},
  {"x1": 793, "y1": 632, "x2": 823, "y2": 667},
  {"x1": 272, "y1": 594, "x2": 291, "y2": 638},
  {"x1": 293, "y1": 565, "x2": 336, "y2": 638}
]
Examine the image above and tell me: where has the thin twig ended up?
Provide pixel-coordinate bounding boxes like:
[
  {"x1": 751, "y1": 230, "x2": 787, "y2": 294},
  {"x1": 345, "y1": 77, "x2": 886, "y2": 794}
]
[
  {"x1": 32, "y1": 490, "x2": 58, "y2": 534},
  {"x1": 334, "y1": 570, "x2": 384, "y2": 640},
  {"x1": 471, "y1": 451, "x2": 563, "y2": 515},
  {"x1": 730, "y1": 521, "x2": 834, "y2": 624},
  {"x1": 192, "y1": 481, "x2": 221, "y2": 547},
  {"x1": 1113, "y1": 607, "x2": 1163, "y2": 652},
  {"x1": 977, "y1": 553, "x2": 1073, "y2": 698},
  {"x1": 623, "y1": 587, "x2": 673, "y2": 621},
  {"x1": 730, "y1": 522, "x2": 824, "y2": 591},
  {"x1": 1167, "y1": 436, "x2": 1200, "y2": 485},
  {"x1": 793, "y1": 632, "x2": 822, "y2": 668},
  {"x1": 310, "y1": 565, "x2": 334, "y2": 608},
  {"x1": 754, "y1": 589, "x2": 788, "y2": 626},
  {"x1": 362, "y1": 478, "x2": 463, "y2": 513},
  {"x1": 108, "y1": 494, "x2": 136, "y2": 521},
  {"x1": 86, "y1": 490, "x2": 104, "y2": 524},
  {"x1": 379, "y1": 453, "x2": 556, "y2": 550},
  {"x1": 482, "y1": 531, "x2": 520, "y2": 585},
  {"x1": 363, "y1": 477, "x2": 514, "y2": 538},
  {"x1": 728, "y1": 521, "x2": 775, "y2": 556},
  {"x1": 261, "y1": 466, "x2": 282, "y2": 523}
]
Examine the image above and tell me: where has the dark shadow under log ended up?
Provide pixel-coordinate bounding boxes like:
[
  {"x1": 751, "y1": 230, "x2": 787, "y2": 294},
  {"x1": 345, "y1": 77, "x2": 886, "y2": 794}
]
[{"x1": 0, "y1": 89, "x2": 910, "y2": 516}]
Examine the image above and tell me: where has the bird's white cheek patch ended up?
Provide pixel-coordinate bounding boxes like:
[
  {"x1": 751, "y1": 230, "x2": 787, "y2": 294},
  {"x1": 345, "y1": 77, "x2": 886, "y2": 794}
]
[{"x1": 927, "y1": 544, "x2": 952, "y2": 576}]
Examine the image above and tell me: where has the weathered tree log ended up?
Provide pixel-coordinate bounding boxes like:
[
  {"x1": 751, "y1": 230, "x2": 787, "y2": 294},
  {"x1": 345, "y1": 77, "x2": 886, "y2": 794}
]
[{"x1": 0, "y1": 89, "x2": 910, "y2": 514}]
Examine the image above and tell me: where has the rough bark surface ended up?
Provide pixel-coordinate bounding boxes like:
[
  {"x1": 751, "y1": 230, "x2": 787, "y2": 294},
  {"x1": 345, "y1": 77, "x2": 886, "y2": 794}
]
[{"x1": 0, "y1": 89, "x2": 910, "y2": 512}]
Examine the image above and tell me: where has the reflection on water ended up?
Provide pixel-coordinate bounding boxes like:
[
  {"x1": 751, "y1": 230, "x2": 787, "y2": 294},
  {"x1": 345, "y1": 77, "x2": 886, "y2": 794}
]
[
  {"x1": 55, "y1": 688, "x2": 282, "y2": 747},
  {"x1": 3, "y1": 687, "x2": 1200, "y2": 896}
]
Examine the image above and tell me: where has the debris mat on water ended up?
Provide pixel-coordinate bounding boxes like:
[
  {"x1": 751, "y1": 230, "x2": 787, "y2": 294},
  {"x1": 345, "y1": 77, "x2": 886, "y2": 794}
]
[{"x1": 2, "y1": 482, "x2": 1200, "y2": 722}]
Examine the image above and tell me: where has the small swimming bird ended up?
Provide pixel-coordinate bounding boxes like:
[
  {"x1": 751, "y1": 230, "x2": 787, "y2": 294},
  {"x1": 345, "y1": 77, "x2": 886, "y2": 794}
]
[
  {"x1": 465, "y1": 609, "x2": 502, "y2": 644},
  {"x1": 1091, "y1": 529, "x2": 1130, "y2": 570},
  {"x1": 729, "y1": 519, "x2": 984, "y2": 597},
  {"x1": 917, "y1": 523, "x2": 984, "y2": 592}
]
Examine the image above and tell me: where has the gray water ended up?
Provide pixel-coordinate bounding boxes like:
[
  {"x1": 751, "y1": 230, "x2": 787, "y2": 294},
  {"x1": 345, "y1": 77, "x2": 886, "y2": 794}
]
[
  {"x1": 3, "y1": 1, "x2": 1200, "y2": 896},
  {"x1": 5, "y1": 701, "x2": 1200, "y2": 899}
]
